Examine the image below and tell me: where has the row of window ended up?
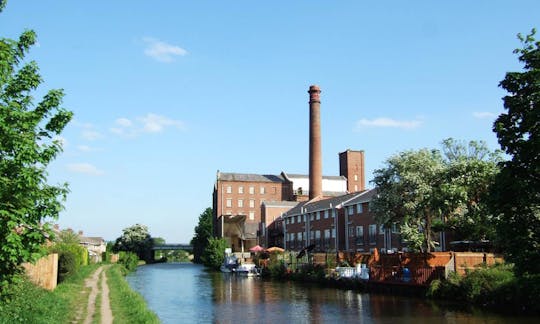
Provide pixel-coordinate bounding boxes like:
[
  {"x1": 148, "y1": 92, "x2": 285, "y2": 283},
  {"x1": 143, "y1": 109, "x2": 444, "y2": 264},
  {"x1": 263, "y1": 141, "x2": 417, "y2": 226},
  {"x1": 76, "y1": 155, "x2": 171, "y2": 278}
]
[
  {"x1": 286, "y1": 228, "x2": 336, "y2": 241},
  {"x1": 225, "y1": 185, "x2": 277, "y2": 195},
  {"x1": 225, "y1": 198, "x2": 257, "y2": 208},
  {"x1": 285, "y1": 210, "x2": 335, "y2": 224}
]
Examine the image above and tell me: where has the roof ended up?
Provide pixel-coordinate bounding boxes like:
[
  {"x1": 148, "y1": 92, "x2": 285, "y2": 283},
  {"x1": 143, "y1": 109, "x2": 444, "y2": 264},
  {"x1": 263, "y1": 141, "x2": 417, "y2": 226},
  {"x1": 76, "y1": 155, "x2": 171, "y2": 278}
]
[
  {"x1": 343, "y1": 188, "x2": 377, "y2": 206},
  {"x1": 79, "y1": 237, "x2": 105, "y2": 245},
  {"x1": 217, "y1": 172, "x2": 285, "y2": 183},
  {"x1": 284, "y1": 190, "x2": 371, "y2": 217},
  {"x1": 282, "y1": 173, "x2": 346, "y2": 181}
]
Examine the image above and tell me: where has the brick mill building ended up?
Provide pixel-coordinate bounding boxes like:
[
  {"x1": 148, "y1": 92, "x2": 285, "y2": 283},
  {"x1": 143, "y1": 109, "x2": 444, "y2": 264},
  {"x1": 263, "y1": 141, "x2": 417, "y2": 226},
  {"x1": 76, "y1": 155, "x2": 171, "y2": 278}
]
[{"x1": 212, "y1": 85, "x2": 441, "y2": 254}]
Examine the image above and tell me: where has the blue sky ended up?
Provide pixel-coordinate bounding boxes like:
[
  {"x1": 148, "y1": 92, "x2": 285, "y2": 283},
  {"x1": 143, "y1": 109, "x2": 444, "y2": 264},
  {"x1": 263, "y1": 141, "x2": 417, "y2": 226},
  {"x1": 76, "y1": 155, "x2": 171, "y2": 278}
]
[{"x1": 1, "y1": 1, "x2": 538, "y2": 243}]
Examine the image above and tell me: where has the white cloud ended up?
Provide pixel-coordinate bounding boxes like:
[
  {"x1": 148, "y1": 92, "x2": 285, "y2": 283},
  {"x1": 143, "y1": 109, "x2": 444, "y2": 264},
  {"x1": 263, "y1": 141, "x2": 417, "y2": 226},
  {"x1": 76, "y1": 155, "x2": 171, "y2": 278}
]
[
  {"x1": 356, "y1": 117, "x2": 422, "y2": 130},
  {"x1": 116, "y1": 118, "x2": 133, "y2": 127},
  {"x1": 143, "y1": 37, "x2": 188, "y2": 63},
  {"x1": 139, "y1": 113, "x2": 185, "y2": 133},
  {"x1": 77, "y1": 145, "x2": 100, "y2": 152},
  {"x1": 110, "y1": 113, "x2": 185, "y2": 137},
  {"x1": 67, "y1": 163, "x2": 104, "y2": 176},
  {"x1": 473, "y1": 111, "x2": 497, "y2": 119}
]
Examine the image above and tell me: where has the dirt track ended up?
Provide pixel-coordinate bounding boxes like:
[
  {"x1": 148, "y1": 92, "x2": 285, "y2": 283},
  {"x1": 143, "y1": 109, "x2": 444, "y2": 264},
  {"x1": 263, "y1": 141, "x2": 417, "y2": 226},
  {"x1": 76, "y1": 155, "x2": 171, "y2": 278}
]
[{"x1": 81, "y1": 266, "x2": 113, "y2": 324}]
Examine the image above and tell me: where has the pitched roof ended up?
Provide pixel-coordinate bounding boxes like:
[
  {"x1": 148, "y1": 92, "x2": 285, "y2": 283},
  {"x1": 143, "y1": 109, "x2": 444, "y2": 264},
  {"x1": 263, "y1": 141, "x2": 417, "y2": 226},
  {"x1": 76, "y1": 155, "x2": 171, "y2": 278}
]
[
  {"x1": 217, "y1": 172, "x2": 285, "y2": 183},
  {"x1": 343, "y1": 188, "x2": 377, "y2": 206},
  {"x1": 284, "y1": 190, "x2": 371, "y2": 217},
  {"x1": 282, "y1": 173, "x2": 346, "y2": 181}
]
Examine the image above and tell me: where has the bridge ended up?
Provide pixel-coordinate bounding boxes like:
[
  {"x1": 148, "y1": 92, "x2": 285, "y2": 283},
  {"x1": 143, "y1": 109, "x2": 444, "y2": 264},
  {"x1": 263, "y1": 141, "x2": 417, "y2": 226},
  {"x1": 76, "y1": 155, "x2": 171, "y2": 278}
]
[{"x1": 152, "y1": 243, "x2": 193, "y2": 252}]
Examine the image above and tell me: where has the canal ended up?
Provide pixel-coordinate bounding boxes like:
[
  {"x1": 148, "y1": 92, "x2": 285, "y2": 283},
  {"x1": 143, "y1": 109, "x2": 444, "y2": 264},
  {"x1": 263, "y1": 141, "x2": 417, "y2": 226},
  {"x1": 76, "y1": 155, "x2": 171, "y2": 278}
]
[{"x1": 126, "y1": 262, "x2": 531, "y2": 323}]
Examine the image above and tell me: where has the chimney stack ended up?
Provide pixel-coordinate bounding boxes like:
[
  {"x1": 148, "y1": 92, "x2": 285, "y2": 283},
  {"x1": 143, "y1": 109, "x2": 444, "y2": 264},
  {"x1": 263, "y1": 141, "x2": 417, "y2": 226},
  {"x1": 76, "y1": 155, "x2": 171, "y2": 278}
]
[{"x1": 308, "y1": 85, "x2": 322, "y2": 200}]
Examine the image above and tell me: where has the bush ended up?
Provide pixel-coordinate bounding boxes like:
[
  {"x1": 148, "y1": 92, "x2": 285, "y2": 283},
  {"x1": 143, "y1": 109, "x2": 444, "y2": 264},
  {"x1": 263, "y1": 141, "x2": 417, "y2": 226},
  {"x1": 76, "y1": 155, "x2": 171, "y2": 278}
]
[
  {"x1": 201, "y1": 237, "x2": 228, "y2": 270},
  {"x1": 427, "y1": 264, "x2": 540, "y2": 314},
  {"x1": 58, "y1": 251, "x2": 77, "y2": 283},
  {"x1": 118, "y1": 251, "x2": 139, "y2": 271},
  {"x1": 50, "y1": 243, "x2": 89, "y2": 282}
]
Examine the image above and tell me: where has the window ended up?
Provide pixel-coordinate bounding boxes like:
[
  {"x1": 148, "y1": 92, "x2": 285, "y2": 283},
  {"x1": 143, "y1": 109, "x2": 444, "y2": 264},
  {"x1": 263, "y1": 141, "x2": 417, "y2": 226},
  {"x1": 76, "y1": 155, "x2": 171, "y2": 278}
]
[
  {"x1": 249, "y1": 199, "x2": 255, "y2": 208},
  {"x1": 348, "y1": 206, "x2": 354, "y2": 215},
  {"x1": 331, "y1": 228, "x2": 336, "y2": 238},
  {"x1": 324, "y1": 229, "x2": 330, "y2": 239},
  {"x1": 310, "y1": 230, "x2": 314, "y2": 240},
  {"x1": 315, "y1": 230, "x2": 321, "y2": 239},
  {"x1": 349, "y1": 227, "x2": 355, "y2": 237},
  {"x1": 249, "y1": 186, "x2": 254, "y2": 194},
  {"x1": 260, "y1": 186, "x2": 265, "y2": 194},
  {"x1": 226, "y1": 199, "x2": 232, "y2": 208},
  {"x1": 369, "y1": 224, "x2": 377, "y2": 244},
  {"x1": 354, "y1": 185, "x2": 358, "y2": 191},
  {"x1": 331, "y1": 210, "x2": 335, "y2": 218},
  {"x1": 291, "y1": 216, "x2": 295, "y2": 224},
  {"x1": 297, "y1": 215, "x2": 301, "y2": 223},
  {"x1": 316, "y1": 211, "x2": 320, "y2": 220},
  {"x1": 238, "y1": 199, "x2": 243, "y2": 208},
  {"x1": 297, "y1": 232, "x2": 302, "y2": 241},
  {"x1": 354, "y1": 174, "x2": 358, "y2": 181},
  {"x1": 226, "y1": 186, "x2": 232, "y2": 193},
  {"x1": 310, "y1": 213, "x2": 314, "y2": 221},
  {"x1": 379, "y1": 224, "x2": 384, "y2": 234},
  {"x1": 357, "y1": 203, "x2": 363, "y2": 213},
  {"x1": 238, "y1": 186, "x2": 244, "y2": 194},
  {"x1": 249, "y1": 211, "x2": 255, "y2": 220},
  {"x1": 303, "y1": 214, "x2": 306, "y2": 222},
  {"x1": 324, "y1": 210, "x2": 329, "y2": 219},
  {"x1": 392, "y1": 223, "x2": 399, "y2": 234},
  {"x1": 356, "y1": 225, "x2": 364, "y2": 237}
]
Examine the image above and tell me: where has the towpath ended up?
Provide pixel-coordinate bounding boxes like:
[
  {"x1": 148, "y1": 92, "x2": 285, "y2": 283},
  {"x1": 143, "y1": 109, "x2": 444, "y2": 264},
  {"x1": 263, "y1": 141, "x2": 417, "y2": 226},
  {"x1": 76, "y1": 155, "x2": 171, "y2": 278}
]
[{"x1": 78, "y1": 265, "x2": 113, "y2": 324}]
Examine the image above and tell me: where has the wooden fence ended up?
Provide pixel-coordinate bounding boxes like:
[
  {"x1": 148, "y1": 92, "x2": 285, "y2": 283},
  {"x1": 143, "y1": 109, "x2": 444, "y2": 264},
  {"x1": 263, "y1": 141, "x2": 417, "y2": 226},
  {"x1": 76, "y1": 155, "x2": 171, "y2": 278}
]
[{"x1": 22, "y1": 253, "x2": 58, "y2": 290}]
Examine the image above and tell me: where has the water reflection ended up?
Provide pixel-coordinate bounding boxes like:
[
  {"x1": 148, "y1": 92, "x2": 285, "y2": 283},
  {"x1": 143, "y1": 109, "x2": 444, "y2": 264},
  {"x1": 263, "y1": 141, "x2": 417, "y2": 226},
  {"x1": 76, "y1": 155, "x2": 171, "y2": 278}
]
[{"x1": 127, "y1": 263, "x2": 535, "y2": 324}]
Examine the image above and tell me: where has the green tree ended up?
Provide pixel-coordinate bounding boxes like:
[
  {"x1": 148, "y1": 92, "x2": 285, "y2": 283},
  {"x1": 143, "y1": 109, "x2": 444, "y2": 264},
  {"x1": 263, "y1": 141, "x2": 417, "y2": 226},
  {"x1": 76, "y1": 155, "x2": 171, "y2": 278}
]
[
  {"x1": 190, "y1": 207, "x2": 213, "y2": 263},
  {"x1": 372, "y1": 139, "x2": 500, "y2": 252},
  {"x1": 54, "y1": 228, "x2": 81, "y2": 245},
  {"x1": 438, "y1": 139, "x2": 501, "y2": 241},
  {"x1": 491, "y1": 29, "x2": 540, "y2": 276},
  {"x1": 201, "y1": 237, "x2": 228, "y2": 270},
  {"x1": 113, "y1": 224, "x2": 153, "y2": 262},
  {"x1": 0, "y1": 1, "x2": 73, "y2": 286},
  {"x1": 372, "y1": 148, "x2": 444, "y2": 252}
]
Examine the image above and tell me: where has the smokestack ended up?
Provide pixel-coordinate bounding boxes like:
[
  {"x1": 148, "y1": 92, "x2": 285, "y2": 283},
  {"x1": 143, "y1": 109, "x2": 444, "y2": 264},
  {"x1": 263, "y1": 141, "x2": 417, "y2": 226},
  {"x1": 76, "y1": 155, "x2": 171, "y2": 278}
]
[{"x1": 308, "y1": 85, "x2": 322, "y2": 200}]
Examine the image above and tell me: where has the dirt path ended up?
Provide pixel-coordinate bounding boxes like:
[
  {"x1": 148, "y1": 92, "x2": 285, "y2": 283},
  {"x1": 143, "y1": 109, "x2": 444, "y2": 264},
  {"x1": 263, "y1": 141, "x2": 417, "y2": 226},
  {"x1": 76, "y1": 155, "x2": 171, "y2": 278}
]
[{"x1": 82, "y1": 265, "x2": 113, "y2": 324}]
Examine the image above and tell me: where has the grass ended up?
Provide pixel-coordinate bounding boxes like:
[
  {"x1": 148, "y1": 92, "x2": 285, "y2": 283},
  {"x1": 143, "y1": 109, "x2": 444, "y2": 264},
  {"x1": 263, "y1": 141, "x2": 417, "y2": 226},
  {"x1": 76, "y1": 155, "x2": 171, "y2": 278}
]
[
  {"x1": 0, "y1": 264, "x2": 99, "y2": 324},
  {"x1": 106, "y1": 264, "x2": 160, "y2": 324}
]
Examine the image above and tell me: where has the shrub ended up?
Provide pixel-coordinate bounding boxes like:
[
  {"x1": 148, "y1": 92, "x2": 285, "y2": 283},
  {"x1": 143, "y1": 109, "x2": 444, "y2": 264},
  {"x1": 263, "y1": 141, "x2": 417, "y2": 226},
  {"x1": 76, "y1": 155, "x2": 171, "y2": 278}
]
[
  {"x1": 58, "y1": 251, "x2": 77, "y2": 283},
  {"x1": 201, "y1": 237, "x2": 228, "y2": 270},
  {"x1": 118, "y1": 251, "x2": 139, "y2": 271}
]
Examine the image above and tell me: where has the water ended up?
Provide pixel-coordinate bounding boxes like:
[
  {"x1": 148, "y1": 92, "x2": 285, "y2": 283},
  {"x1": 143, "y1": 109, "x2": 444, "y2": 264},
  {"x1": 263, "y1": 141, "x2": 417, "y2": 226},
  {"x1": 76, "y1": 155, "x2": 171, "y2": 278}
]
[{"x1": 126, "y1": 263, "x2": 533, "y2": 323}]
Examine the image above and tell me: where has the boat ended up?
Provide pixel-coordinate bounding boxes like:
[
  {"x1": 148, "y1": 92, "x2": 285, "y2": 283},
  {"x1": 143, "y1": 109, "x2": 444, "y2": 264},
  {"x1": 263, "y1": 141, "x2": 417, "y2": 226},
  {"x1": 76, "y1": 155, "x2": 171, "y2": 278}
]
[
  {"x1": 234, "y1": 263, "x2": 259, "y2": 277},
  {"x1": 220, "y1": 253, "x2": 239, "y2": 273}
]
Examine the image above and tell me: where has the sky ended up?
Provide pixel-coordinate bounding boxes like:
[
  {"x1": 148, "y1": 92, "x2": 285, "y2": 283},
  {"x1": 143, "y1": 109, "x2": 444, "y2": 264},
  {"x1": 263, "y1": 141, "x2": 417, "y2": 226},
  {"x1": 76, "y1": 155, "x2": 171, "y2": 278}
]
[{"x1": 1, "y1": 1, "x2": 538, "y2": 243}]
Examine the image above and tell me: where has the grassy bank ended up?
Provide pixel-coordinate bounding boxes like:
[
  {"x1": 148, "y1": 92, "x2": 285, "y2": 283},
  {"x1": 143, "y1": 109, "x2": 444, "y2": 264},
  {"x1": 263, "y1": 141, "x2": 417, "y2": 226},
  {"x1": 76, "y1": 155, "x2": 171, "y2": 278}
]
[
  {"x1": 0, "y1": 263, "x2": 160, "y2": 323},
  {"x1": 0, "y1": 264, "x2": 99, "y2": 323},
  {"x1": 106, "y1": 265, "x2": 160, "y2": 324}
]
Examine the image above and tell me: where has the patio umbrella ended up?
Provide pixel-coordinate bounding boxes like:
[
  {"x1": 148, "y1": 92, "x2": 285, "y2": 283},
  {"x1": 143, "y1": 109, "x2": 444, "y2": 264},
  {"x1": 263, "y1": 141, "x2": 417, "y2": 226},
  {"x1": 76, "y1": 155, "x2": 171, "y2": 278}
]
[
  {"x1": 249, "y1": 245, "x2": 265, "y2": 253},
  {"x1": 266, "y1": 246, "x2": 284, "y2": 253}
]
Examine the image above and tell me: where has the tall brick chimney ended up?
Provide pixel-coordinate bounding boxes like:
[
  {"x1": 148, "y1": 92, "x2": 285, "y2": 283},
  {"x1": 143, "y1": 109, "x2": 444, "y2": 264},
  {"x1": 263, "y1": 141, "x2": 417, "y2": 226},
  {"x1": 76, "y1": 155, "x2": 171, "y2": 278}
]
[{"x1": 308, "y1": 85, "x2": 322, "y2": 200}]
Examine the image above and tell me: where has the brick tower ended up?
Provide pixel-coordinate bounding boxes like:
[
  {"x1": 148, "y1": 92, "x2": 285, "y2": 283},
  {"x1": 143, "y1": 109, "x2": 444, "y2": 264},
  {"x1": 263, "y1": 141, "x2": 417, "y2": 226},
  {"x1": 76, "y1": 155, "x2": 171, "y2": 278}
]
[{"x1": 339, "y1": 149, "x2": 365, "y2": 193}]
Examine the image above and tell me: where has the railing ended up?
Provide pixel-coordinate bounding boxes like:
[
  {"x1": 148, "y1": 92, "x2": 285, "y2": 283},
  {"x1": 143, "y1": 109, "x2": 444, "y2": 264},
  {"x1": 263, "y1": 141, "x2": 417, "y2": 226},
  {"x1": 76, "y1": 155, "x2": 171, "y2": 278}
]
[{"x1": 369, "y1": 266, "x2": 445, "y2": 285}]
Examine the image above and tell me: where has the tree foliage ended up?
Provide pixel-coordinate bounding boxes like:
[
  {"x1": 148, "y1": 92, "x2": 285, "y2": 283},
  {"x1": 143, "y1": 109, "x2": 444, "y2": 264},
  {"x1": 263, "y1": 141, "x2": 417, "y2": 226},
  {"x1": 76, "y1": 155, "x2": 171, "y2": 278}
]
[
  {"x1": 201, "y1": 237, "x2": 228, "y2": 270},
  {"x1": 372, "y1": 139, "x2": 500, "y2": 252},
  {"x1": 0, "y1": 2, "x2": 73, "y2": 285},
  {"x1": 491, "y1": 29, "x2": 540, "y2": 276},
  {"x1": 113, "y1": 224, "x2": 153, "y2": 262},
  {"x1": 190, "y1": 207, "x2": 213, "y2": 263}
]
